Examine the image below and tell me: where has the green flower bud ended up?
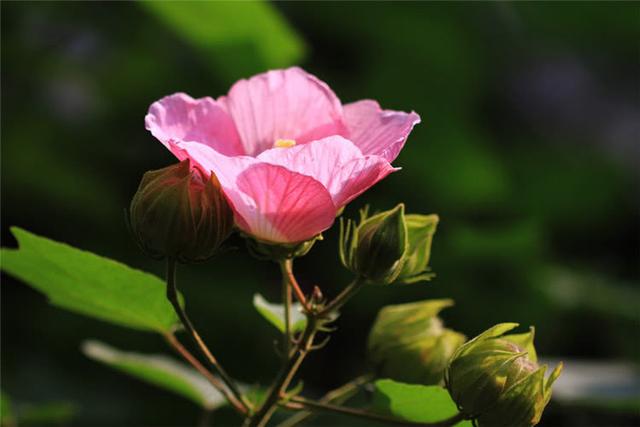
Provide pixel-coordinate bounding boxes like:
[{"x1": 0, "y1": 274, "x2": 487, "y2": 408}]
[
  {"x1": 445, "y1": 323, "x2": 563, "y2": 427},
  {"x1": 368, "y1": 299, "x2": 466, "y2": 385},
  {"x1": 339, "y1": 204, "x2": 408, "y2": 285},
  {"x1": 129, "y1": 160, "x2": 234, "y2": 263},
  {"x1": 396, "y1": 214, "x2": 439, "y2": 284}
]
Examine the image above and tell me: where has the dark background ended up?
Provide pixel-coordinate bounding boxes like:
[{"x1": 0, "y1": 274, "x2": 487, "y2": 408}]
[{"x1": 2, "y1": 2, "x2": 639, "y2": 426}]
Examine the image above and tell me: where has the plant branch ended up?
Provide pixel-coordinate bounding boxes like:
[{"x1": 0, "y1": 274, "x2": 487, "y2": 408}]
[
  {"x1": 283, "y1": 396, "x2": 466, "y2": 427},
  {"x1": 166, "y1": 258, "x2": 251, "y2": 414},
  {"x1": 279, "y1": 259, "x2": 293, "y2": 356},
  {"x1": 280, "y1": 258, "x2": 310, "y2": 312},
  {"x1": 276, "y1": 374, "x2": 373, "y2": 427},
  {"x1": 164, "y1": 332, "x2": 246, "y2": 415},
  {"x1": 319, "y1": 278, "x2": 365, "y2": 317},
  {"x1": 245, "y1": 315, "x2": 320, "y2": 427}
]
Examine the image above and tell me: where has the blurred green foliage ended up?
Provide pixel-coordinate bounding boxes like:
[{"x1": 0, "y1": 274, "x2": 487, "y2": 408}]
[
  {"x1": 82, "y1": 340, "x2": 227, "y2": 411},
  {"x1": 1, "y1": 1, "x2": 638, "y2": 426},
  {"x1": 142, "y1": 1, "x2": 305, "y2": 83},
  {"x1": 253, "y1": 293, "x2": 307, "y2": 334},
  {"x1": 1, "y1": 391, "x2": 76, "y2": 427}
]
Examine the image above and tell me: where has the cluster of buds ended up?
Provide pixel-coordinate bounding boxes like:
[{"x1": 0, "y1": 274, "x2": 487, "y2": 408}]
[
  {"x1": 367, "y1": 299, "x2": 466, "y2": 385},
  {"x1": 128, "y1": 160, "x2": 234, "y2": 263},
  {"x1": 339, "y1": 203, "x2": 439, "y2": 286},
  {"x1": 445, "y1": 323, "x2": 563, "y2": 427},
  {"x1": 128, "y1": 161, "x2": 562, "y2": 427}
]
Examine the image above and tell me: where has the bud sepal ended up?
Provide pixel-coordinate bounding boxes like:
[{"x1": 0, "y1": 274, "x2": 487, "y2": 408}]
[
  {"x1": 244, "y1": 234, "x2": 322, "y2": 261},
  {"x1": 396, "y1": 214, "x2": 439, "y2": 284}
]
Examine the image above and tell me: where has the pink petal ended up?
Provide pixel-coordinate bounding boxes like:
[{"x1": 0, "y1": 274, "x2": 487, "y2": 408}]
[
  {"x1": 218, "y1": 67, "x2": 346, "y2": 156},
  {"x1": 331, "y1": 156, "x2": 397, "y2": 207},
  {"x1": 145, "y1": 93, "x2": 244, "y2": 156},
  {"x1": 343, "y1": 100, "x2": 421, "y2": 162},
  {"x1": 166, "y1": 140, "x2": 336, "y2": 243},
  {"x1": 257, "y1": 136, "x2": 396, "y2": 208},
  {"x1": 166, "y1": 140, "x2": 254, "y2": 188},
  {"x1": 234, "y1": 163, "x2": 336, "y2": 243}
]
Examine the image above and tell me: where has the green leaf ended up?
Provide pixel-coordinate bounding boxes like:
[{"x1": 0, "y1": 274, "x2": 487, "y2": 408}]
[
  {"x1": 253, "y1": 293, "x2": 306, "y2": 333},
  {"x1": 1, "y1": 227, "x2": 178, "y2": 333},
  {"x1": 141, "y1": 1, "x2": 306, "y2": 81},
  {"x1": 373, "y1": 379, "x2": 471, "y2": 426},
  {"x1": 82, "y1": 340, "x2": 226, "y2": 410}
]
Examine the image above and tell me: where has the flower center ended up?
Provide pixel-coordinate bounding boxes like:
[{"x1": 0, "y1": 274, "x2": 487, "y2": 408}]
[{"x1": 273, "y1": 139, "x2": 296, "y2": 148}]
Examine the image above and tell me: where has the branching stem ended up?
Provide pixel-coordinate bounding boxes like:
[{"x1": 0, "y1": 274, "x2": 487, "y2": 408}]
[
  {"x1": 276, "y1": 374, "x2": 373, "y2": 427},
  {"x1": 163, "y1": 332, "x2": 245, "y2": 415},
  {"x1": 280, "y1": 258, "x2": 310, "y2": 312},
  {"x1": 166, "y1": 258, "x2": 251, "y2": 414},
  {"x1": 245, "y1": 315, "x2": 320, "y2": 427},
  {"x1": 319, "y1": 278, "x2": 364, "y2": 316},
  {"x1": 283, "y1": 396, "x2": 466, "y2": 427}
]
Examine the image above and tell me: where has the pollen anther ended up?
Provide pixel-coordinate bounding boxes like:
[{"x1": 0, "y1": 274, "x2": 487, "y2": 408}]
[{"x1": 274, "y1": 139, "x2": 297, "y2": 148}]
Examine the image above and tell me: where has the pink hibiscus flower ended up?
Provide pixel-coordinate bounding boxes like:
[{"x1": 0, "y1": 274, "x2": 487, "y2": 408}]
[{"x1": 145, "y1": 67, "x2": 420, "y2": 244}]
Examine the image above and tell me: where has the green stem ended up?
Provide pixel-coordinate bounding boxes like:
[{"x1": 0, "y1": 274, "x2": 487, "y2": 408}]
[
  {"x1": 279, "y1": 259, "x2": 293, "y2": 357},
  {"x1": 246, "y1": 316, "x2": 320, "y2": 427},
  {"x1": 276, "y1": 374, "x2": 373, "y2": 427},
  {"x1": 319, "y1": 278, "x2": 365, "y2": 317},
  {"x1": 166, "y1": 259, "x2": 251, "y2": 414},
  {"x1": 284, "y1": 396, "x2": 466, "y2": 427}
]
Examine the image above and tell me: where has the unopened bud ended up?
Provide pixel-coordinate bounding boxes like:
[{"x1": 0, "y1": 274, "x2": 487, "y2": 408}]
[
  {"x1": 368, "y1": 299, "x2": 465, "y2": 385},
  {"x1": 446, "y1": 323, "x2": 563, "y2": 427},
  {"x1": 339, "y1": 204, "x2": 407, "y2": 285},
  {"x1": 129, "y1": 160, "x2": 234, "y2": 263}
]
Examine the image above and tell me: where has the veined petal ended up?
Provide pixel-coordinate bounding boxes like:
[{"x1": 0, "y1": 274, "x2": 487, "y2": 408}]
[
  {"x1": 331, "y1": 156, "x2": 397, "y2": 207},
  {"x1": 343, "y1": 99, "x2": 421, "y2": 162},
  {"x1": 257, "y1": 136, "x2": 396, "y2": 208},
  {"x1": 234, "y1": 164, "x2": 336, "y2": 243},
  {"x1": 145, "y1": 93, "x2": 244, "y2": 156},
  {"x1": 166, "y1": 140, "x2": 336, "y2": 244},
  {"x1": 219, "y1": 67, "x2": 346, "y2": 156},
  {"x1": 166, "y1": 140, "x2": 254, "y2": 189}
]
